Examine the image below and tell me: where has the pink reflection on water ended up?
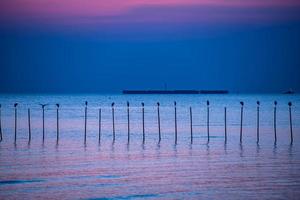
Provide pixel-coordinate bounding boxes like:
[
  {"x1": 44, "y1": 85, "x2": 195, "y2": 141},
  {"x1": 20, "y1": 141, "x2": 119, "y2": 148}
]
[
  {"x1": 1, "y1": 139, "x2": 300, "y2": 199},
  {"x1": 0, "y1": 95, "x2": 299, "y2": 199}
]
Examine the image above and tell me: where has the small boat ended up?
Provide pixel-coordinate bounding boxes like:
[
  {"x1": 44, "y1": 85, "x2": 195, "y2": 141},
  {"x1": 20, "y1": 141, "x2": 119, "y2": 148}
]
[{"x1": 283, "y1": 89, "x2": 294, "y2": 94}]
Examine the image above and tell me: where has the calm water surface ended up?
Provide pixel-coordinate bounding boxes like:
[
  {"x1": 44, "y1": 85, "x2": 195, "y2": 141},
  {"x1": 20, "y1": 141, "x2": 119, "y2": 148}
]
[{"x1": 0, "y1": 94, "x2": 299, "y2": 199}]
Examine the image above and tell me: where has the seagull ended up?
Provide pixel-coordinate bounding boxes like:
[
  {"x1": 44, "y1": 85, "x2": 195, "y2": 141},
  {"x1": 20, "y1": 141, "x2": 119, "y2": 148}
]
[{"x1": 39, "y1": 104, "x2": 48, "y2": 108}]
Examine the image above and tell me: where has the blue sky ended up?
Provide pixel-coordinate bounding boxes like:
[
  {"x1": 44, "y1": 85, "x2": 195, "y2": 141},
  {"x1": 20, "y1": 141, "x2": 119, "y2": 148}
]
[{"x1": 0, "y1": 0, "x2": 300, "y2": 93}]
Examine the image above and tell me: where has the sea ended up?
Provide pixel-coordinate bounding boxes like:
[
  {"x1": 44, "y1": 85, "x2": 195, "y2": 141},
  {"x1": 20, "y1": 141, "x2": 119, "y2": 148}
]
[{"x1": 0, "y1": 94, "x2": 299, "y2": 199}]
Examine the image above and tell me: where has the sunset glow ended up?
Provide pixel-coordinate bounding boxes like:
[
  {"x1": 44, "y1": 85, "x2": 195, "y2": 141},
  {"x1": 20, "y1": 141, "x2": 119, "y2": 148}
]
[{"x1": 1, "y1": 0, "x2": 300, "y2": 27}]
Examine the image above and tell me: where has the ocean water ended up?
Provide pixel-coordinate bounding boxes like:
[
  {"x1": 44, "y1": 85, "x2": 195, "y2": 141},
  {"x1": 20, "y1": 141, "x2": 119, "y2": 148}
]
[{"x1": 0, "y1": 94, "x2": 299, "y2": 199}]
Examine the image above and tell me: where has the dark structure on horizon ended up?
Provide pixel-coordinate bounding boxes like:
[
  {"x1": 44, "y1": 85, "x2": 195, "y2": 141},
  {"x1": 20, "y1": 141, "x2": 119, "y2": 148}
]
[{"x1": 123, "y1": 90, "x2": 229, "y2": 94}]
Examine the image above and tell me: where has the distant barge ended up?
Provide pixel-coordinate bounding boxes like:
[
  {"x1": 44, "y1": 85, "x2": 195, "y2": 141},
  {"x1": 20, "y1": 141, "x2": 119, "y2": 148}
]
[{"x1": 123, "y1": 90, "x2": 229, "y2": 94}]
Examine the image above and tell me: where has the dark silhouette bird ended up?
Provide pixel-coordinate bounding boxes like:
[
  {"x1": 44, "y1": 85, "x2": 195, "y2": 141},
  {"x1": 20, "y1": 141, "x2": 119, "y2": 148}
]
[
  {"x1": 288, "y1": 102, "x2": 292, "y2": 107},
  {"x1": 85, "y1": 101, "x2": 88, "y2": 106},
  {"x1": 127, "y1": 101, "x2": 129, "y2": 107},
  {"x1": 141, "y1": 102, "x2": 144, "y2": 106},
  {"x1": 39, "y1": 104, "x2": 48, "y2": 108},
  {"x1": 111, "y1": 102, "x2": 115, "y2": 107},
  {"x1": 207, "y1": 100, "x2": 210, "y2": 106},
  {"x1": 56, "y1": 104, "x2": 60, "y2": 108},
  {"x1": 14, "y1": 103, "x2": 18, "y2": 107},
  {"x1": 257, "y1": 101, "x2": 260, "y2": 106},
  {"x1": 157, "y1": 102, "x2": 160, "y2": 106},
  {"x1": 274, "y1": 101, "x2": 277, "y2": 106},
  {"x1": 240, "y1": 101, "x2": 244, "y2": 106},
  {"x1": 174, "y1": 101, "x2": 176, "y2": 106}
]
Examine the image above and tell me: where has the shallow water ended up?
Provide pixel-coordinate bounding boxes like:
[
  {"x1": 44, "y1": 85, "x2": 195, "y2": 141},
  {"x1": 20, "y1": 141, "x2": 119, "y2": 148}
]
[{"x1": 0, "y1": 94, "x2": 299, "y2": 199}]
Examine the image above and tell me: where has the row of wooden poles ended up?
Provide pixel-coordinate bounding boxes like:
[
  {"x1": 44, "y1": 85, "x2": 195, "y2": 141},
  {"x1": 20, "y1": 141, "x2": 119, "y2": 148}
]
[{"x1": 0, "y1": 101, "x2": 294, "y2": 145}]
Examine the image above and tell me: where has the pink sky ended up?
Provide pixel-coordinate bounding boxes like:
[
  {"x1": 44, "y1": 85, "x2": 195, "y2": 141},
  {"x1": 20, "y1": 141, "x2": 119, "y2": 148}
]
[{"x1": 1, "y1": 0, "x2": 300, "y2": 27}]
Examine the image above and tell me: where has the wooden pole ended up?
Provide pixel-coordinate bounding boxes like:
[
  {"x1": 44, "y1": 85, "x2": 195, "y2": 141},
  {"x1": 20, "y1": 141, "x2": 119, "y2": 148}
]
[
  {"x1": 142, "y1": 102, "x2": 145, "y2": 144},
  {"x1": 288, "y1": 102, "x2": 293, "y2": 145},
  {"x1": 190, "y1": 106, "x2": 193, "y2": 144},
  {"x1": 84, "y1": 101, "x2": 87, "y2": 144},
  {"x1": 99, "y1": 108, "x2": 101, "y2": 143},
  {"x1": 240, "y1": 101, "x2": 244, "y2": 143},
  {"x1": 257, "y1": 101, "x2": 260, "y2": 144},
  {"x1": 224, "y1": 107, "x2": 227, "y2": 143},
  {"x1": 174, "y1": 101, "x2": 177, "y2": 145},
  {"x1": 28, "y1": 108, "x2": 31, "y2": 143},
  {"x1": 127, "y1": 101, "x2": 130, "y2": 144},
  {"x1": 14, "y1": 103, "x2": 18, "y2": 144},
  {"x1": 0, "y1": 104, "x2": 2, "y2": 142},
  {"x1": 157, "y1": 102, "x2": 161, "y2": 143},
  {"x1": 39, "y1": 104, "x2": 48, "y2": 143},
  {"x1": 207, "y1": 100, "x2": 210, "y2": 143},
  {"x1": 274, "y1": 101, "x2": 277, "y2": 144},
  {"x1": 112, "y1": 102, "x2": 115, "y2": 142},
  {"x1": 127, "y1": 101, "x2": 130, "y2": 143},
  {"x1": 56, "y1": 104, "x2": 59, "y2": 143},
  {"x1": 43, "y1": 106, "x2": 45, "y2": 142}
]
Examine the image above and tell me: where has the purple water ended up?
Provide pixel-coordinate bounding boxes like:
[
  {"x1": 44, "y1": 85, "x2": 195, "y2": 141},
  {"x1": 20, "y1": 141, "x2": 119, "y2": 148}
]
[{"x1": 0, "y1": 94, "x2": 299, "y2": 199}]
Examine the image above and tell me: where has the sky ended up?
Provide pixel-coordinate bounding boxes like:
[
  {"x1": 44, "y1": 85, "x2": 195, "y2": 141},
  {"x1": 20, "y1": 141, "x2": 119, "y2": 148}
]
[{"x1": 0, "y1": 0, "x2": 300, "y2": 93}]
